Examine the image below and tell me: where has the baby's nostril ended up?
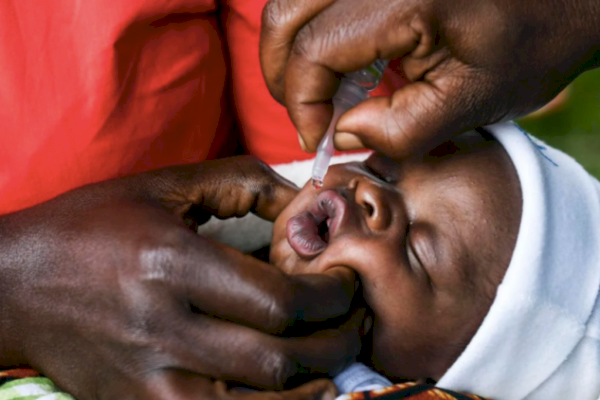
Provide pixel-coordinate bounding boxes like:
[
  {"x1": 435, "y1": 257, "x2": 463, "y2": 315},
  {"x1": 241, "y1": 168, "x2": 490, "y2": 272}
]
[{"x1": 364, "y1": 203, "x2": 374, "y2": 217}]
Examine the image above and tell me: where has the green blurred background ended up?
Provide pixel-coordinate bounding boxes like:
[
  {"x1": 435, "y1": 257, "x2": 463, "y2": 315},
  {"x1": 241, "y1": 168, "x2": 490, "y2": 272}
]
[{"x1": 518, "y1": 69, "x2": 600, "y2": 178}]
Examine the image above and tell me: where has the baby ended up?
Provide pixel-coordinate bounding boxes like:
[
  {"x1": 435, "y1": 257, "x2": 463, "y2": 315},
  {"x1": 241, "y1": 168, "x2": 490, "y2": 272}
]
[
  {"x1": 268, "y1": 122, "x2": 600, "y2": 400},
  {"x1": 272, "y1": 127, "x2": 522, "y2": 380}
]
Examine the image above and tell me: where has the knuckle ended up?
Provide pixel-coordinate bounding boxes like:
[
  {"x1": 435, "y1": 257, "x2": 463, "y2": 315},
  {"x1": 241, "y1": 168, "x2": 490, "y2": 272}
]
[
  {"x1": 261, "y1": 0, "x2": 292, "y2": 34},
  {"x1": 291, "y1": 24, "x2": 319, "y2": 61},
  {"x1": 119, "y1": 299, "x2": 170, "y2": 354},
  {"x1": 265, "y1": 289, "x2": 297, "y2": 334},
  {"x1": 260, "y1": 348, "x2": 298, "y2": 390},
  {"x1": 238, "y1": 155, "x2": 278, "y2": 196},
  {"x1": 137, "y1": 238, "x2": 181, "y2": 284},
  {"x1": 225, "y1": 156, "x2": 278, "y2": 215}
]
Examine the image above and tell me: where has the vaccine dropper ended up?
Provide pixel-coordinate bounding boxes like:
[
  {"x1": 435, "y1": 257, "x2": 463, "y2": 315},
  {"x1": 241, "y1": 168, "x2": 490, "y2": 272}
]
[{"x1": 311, "y1": 60, "x2": 389, "y2": 188}]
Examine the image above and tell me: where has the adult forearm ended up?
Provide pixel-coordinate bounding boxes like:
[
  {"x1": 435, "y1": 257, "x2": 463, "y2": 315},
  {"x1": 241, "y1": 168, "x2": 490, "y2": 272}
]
[{"x1": 0, "y1": 211, "x2": 37, "y2": 368}]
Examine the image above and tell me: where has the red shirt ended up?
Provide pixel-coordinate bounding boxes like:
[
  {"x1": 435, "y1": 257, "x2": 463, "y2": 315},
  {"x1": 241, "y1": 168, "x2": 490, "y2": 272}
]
[{"x1": 0, "y1": 0, "x2": 230, "y2": 214}]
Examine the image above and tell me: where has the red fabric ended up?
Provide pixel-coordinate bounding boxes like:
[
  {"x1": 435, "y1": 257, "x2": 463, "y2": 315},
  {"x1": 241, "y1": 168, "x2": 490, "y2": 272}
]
[{"x1": 0, "y1": 0, "x2": 230, "y2": 214}]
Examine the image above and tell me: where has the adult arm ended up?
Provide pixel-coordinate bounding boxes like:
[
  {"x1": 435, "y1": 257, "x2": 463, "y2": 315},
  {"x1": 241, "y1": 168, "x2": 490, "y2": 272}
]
[
  {"x1": 260, "y1": 0, "x2": 600, "y2": 156},
  {"x1": 0, "y1": 157, "x2": 363, "y2": 400}
]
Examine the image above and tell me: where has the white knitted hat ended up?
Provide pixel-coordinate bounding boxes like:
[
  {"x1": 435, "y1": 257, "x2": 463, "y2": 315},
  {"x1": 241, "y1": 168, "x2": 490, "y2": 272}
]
[{"x1": 437, "y1": 122, "x2": 600, "y2": 400}]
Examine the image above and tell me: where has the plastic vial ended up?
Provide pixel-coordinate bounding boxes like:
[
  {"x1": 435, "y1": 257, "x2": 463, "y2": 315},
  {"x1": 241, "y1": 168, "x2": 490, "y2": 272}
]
[{"x1": 311, "y1": 60, "x2": 389, "y2": 188}]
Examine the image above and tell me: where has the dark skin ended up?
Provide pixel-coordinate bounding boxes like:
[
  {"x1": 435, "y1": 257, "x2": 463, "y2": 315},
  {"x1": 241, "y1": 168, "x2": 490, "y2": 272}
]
[
  {"x1": 259, "y1": 0, "x2": 600, "y2": 156},
  {"x1": 0, "y1": 156, "x2": 366, "y2": 400},
  {"x1": 270, "y1": 132, "x2": 522, "y2": 381}
]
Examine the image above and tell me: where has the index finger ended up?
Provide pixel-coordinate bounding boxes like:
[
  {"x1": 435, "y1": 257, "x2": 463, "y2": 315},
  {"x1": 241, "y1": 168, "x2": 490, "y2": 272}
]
[
  {"x1": 172, "y1": 232, "x2": 357, "y2": 335},
  {"x1": 161, "y1": 307, "x2": 366, "y2": 389},
  {"x1": 128, "y1": 156, "x2": 299, "y2": 223}
]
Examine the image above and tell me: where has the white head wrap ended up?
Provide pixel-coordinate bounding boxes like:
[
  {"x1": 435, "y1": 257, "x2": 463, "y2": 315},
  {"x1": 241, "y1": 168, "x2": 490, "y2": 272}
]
[{"x1": 438, "y1": 122, "x2": 600, "y2": 400}]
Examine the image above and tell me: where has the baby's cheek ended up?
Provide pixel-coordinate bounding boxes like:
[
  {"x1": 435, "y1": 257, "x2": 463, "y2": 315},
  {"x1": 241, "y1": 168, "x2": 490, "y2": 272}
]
[
  {"x1": 269, "y1": 236, "x2": 306, "y2": 274},
  {"x1": 370, "y1": 323, "x2": 409, "y2": 378},
  {"x1": 269, "y1": 240, "x2": 290, "y2": 272}
]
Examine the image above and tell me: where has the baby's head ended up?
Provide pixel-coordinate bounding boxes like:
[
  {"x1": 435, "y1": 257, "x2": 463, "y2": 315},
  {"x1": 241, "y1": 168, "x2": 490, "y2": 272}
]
[{"x1": 271, "y1": 129, "x2": 522, "y2": 381}]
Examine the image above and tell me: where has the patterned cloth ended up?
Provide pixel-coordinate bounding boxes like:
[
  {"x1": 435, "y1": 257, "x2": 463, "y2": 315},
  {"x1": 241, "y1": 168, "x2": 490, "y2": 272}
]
[
  {"x1": 0, "y1": 370, "x2": 74, "y2": 400},
  {"x1": 333, "y1": 363, "x2": 489, "y2": 400},
  {"x1": 0, "y1": 369, "x2": 489, "y2": 400},
  {"x1": 336, "y1": 382, "x2": 488, "y2": 400}
]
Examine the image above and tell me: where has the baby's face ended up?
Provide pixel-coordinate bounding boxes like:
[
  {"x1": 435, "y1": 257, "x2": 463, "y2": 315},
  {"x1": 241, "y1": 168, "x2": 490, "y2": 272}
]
[{"x1": 271, "y1": 132, "x2": 521, "y2": 381}]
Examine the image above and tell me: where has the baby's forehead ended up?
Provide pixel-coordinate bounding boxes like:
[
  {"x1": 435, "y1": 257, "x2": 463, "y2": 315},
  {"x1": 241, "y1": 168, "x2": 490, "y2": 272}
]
[{"x1": 368, "y1": 131, "x2": 501, "y2": 171}]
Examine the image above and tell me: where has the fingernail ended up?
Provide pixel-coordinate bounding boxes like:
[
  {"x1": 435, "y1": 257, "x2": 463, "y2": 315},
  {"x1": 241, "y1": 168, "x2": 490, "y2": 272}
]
[
  {"x1": 297, "y1": 131, "x2": 308, "y2": 152},
  {"x1": 363, "y1": 316, "x2": 373, "y2": 334},
  {"x1": 334, "y1": 132, "x2": 364, "y2": 150}
]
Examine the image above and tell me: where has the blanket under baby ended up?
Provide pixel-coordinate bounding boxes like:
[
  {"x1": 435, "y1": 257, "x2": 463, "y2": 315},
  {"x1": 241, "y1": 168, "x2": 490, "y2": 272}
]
[{"x1": 0, "y1": 368, "x2": 488, "y2": 400}]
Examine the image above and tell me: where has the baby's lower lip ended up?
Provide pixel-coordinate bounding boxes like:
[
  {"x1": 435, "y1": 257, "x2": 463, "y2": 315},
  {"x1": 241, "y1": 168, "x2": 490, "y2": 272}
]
[
  {"x1": 286, "y1": 190, "x2": 347, "y2": 259},
  {"x1": 286, "y1": 212, "x2": 327, "y2": 258}
]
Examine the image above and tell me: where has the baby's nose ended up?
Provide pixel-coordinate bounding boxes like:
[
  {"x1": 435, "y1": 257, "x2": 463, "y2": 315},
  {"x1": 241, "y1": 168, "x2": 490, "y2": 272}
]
[{"x1": 350, "y1": 176, "x2": 393, "y2": 232}]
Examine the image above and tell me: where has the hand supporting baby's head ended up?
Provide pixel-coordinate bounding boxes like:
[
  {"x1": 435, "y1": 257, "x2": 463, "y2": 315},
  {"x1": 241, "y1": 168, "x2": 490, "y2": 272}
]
[{"x1": 270, "y1": 130, "x2": 522, "y2": 381}]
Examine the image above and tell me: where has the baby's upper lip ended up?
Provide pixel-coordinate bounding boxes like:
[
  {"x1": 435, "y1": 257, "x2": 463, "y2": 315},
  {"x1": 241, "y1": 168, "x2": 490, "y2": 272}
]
[
  {"x1": 309, "y1": 190, "x2": 347, "y2": 237},
  {"x1": 286, "y1": 190, "x2": 348, "y2": 258}
]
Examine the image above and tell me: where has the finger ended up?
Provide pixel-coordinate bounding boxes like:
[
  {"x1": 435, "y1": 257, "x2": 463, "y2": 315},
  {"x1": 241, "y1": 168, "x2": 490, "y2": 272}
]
[
  {"x1": 227, "y1": 379, "x2": 337, "y2": 400},
  {"x1": 248, "y1": 172, "x2": 299, "y2": 223},
  {"x1": 336, "y1": 60, "x2": 497, "y2": 158},
  {"x1": 163, "y1": 308, "x2": 367, "y2": 390},
  {"x1": 333, "y1": 132, "x2": 364, "y2": 151},
  {"x1": 143, "y1": 370, "x2": 222, "y2": 400},
  {"x1": 290, "y1": 265, "x2": 358, "y2": 324},
  {"x1": 133, "y1": 156, "x2": 299, "y2": 222},
  {"x1": 193, "y1": 157, "x2": 298, "y2": 222},
  {"x1": 260, "y1": 0, "x2": 338, "y2": 103},
  {"x1": 158, "y1": 314, "x2": 296, "y2": 390},
  {"x1": 267, "y1": 379, "x2": 337, "y2": 400},
  {"x1": 172, "y1": 234, "x2": 357, "y2": 334},
  {"x1": 282, "y1": 307, "x2": 368, "y2": 384},
  {"x1": 148, "y1": 370, "x2": 337, "y2": 400},
  {"x1": 283, "y1": 0, "x2": 434, "y2": 151}
]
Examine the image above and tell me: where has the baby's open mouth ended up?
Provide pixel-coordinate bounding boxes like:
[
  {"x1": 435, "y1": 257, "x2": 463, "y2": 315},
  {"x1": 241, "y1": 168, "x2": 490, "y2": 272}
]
[
  {"x1": 286, "y1": 190, "x2": 347, "y2": 258},
  {"x1": 317, "y1": 218, "x2": 331, "y2": 243}
]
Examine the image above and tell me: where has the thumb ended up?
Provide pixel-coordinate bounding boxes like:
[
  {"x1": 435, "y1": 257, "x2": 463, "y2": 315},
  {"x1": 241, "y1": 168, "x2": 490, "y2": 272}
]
[{"x1": 336, "y1": 67, "x2": 492, "y2": 158}]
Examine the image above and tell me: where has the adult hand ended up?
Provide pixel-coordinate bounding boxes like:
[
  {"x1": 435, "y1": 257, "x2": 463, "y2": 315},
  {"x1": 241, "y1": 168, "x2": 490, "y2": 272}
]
[
  {"x1": 0, "y1": 157, "x2": 363, "y2": 400},
  {"x1": 260, "y1": 0, "x2": 600, "y2": 157}
]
